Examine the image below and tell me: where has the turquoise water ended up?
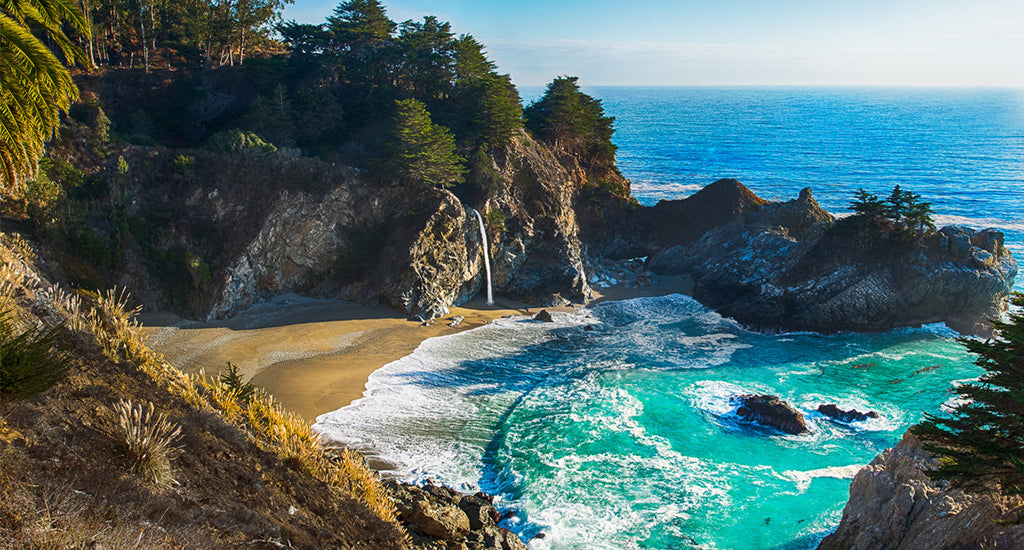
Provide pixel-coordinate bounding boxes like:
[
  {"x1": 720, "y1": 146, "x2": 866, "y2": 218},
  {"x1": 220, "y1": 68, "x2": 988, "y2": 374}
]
[{"x1": 317, "y1": 88, "x2": 1023, "y2": 549}]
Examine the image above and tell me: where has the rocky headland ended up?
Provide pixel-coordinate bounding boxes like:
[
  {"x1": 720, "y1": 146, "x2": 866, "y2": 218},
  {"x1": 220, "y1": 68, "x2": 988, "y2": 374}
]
[
  {"x1": 642, "y1": 180, "x2": 1017, "y2": 335},
  {"x1": 819, "y1": 432, "x2": 1024, "y2": 550}
]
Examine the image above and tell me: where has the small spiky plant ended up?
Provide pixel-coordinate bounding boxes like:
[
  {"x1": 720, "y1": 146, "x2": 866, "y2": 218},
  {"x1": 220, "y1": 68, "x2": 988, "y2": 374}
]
[{"x1": 113, "y1": 400, "x2": 182, "y2": 485}]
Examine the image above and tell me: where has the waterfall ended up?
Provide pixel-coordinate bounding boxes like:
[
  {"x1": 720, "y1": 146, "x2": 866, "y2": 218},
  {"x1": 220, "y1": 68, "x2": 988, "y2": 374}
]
[{"x1": 470, "y1": 208, "x2": 494, "y2": 305}]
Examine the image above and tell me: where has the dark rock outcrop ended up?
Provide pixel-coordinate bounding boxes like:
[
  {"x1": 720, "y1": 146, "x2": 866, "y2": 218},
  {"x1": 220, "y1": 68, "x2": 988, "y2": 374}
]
[
  {"x1": 389, "y1": 481, "x2": 528, "y2": 550},
  {"x1": 735, "y1": 394, "x2": 809, "y2": 435},
  {"x1": 820, "y1": 432, "x2": 1024, "y2": 550},
  {"x1": 646, "y1": 182, "x2": 1017, "y2": 335},
  {"x1": 817, "y1": 404, "x2": 879, "y2": 423},
  {"x1": 533, "y1": 309, "x2": 554, "y2": 322}
]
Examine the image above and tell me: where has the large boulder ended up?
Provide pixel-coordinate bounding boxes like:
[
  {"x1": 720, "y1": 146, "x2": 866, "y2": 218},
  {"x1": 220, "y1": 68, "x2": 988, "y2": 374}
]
[{"x1": 735, "y1": 394, "x2": 809, "y2": 435}]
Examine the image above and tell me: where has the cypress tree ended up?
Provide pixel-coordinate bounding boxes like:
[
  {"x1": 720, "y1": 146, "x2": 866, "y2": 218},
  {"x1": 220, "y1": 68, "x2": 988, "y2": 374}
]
[
  {"x1": 387, "y1": 98, "x2": 466, "y2": 189},
  {"x1": 913, "y1": 293, "x2": 1024, "y2": 494}
]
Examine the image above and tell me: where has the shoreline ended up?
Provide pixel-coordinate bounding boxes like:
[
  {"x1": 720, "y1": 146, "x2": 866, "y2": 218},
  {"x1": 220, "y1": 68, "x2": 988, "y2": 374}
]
[{"x1": 140, "y1": 275, "x2": 692, "y2": 422}]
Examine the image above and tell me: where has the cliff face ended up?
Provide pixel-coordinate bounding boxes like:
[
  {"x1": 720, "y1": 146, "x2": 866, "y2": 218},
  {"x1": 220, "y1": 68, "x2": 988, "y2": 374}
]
[
  {"x1": 820, "y1": 433, "x2": 1024, "y2": 550},
  {"x1": 645, "y1": 180, "x2": 1017, "y2": 335},
  {"x1": 111, "y1": 131, "x2": 590, "y2": 320}
]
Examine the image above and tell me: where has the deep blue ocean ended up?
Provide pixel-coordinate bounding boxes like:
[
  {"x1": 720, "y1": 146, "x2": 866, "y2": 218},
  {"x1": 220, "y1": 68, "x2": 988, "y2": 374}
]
[{"x1": 317, "y1": 88, "x2": 1024, "y2": 549}]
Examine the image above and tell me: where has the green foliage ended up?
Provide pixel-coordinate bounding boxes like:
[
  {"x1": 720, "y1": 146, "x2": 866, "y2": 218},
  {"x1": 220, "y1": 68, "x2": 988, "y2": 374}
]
[
  {"x1": 913, "y1": 293, "x2": 1024, "y2": 494},
  {"x1": 848, "y1": 185, "x2": 935, "y2": 237},
  {"x1": 386, "y1": 99, "x2": 466, "y2": 189},
  {"x1": 327, "y1": 0, "x2": 395, "y2": 49},
  {"x1": 0, "y1": 0, "x2": 89, "y2": 190},
  {"x1": 205, "y1": 129, "x2": 278, "y2": 155},
  {"x1": 469, "y1": 144, "x2": 503, "y2": 197},
  {"x1": 485, "y1": 207, "x2": 506, "y2": 236},
  {"x1": 0, "y1": 313, "x2": 69, "y2": 400},
  {"x1": 523, "y1": 76, "x2": 617, "y2": 170},
  {"x1": 24, "y1": 170, "x2": 64, "y2": 221},
  {"x1": 218, "y1": 362, "x2": 255, "y2": 404},
  {"x1": 172, "y1": 155, "x2": 195, "y2": 170}
]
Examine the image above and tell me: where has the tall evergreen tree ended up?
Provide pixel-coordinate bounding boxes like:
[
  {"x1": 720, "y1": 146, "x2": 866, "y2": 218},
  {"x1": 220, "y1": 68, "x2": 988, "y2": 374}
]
[
  {"x1": 397, "y1": 16, "x2": 456, "y2": 99},
  {"x1": 0, "y1": 0, "x2": 90, "y2": 190},
  {"x1": 523, "y1": 76, "x2": 616, "y2": 170},
  {"x1": 913, "y1": 292, "x2": 1024, "y2": 494},
  {"x1": 387, "y1": 98, "x2": 465, "y2": 189},
  {"x1": 326, "y1": 0, "x2": 394, "y2": 49}
]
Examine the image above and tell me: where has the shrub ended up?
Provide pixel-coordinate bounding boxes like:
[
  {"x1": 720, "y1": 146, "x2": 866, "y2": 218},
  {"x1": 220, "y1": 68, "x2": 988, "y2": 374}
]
[
  {"x1": 0, "y1": 314, "x2": 69, "y2": 400},
  {"x1": 205, "y1": 129, "x2": 278, "y2": 155},
  {"x1": 113, "y1": 400, "x2": 182, "y2": 485}
]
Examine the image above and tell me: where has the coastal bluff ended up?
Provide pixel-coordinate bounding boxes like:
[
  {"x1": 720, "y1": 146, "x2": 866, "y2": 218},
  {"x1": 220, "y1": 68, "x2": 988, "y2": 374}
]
[
  {"x1": 819, "y1": 432, "x2": 1024, "y2": 550},
  {"x1": 642, "y1": 179, "x2": 1017, "y2": 335}
]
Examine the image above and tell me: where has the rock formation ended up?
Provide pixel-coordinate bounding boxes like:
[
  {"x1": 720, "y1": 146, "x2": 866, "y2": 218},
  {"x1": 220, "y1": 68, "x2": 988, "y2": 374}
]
[
  {"x1": 388, "y1": 481, "x2": 529, "y2": 550},
  {"x1": 645, "y1": 180, "x2": 1017, "y2": 335},
  {"x1": 735, "y1": 394, "x2": 810, "y2": 435},
  {"x1": 820, "y1": 432, "x2": 1024, "y2": 550},
  {"x1": 116, "y1": 131, "x2": 591, "y2": 321},
  {"x1": 817, "y1": 404, "x2": 879, "y2": 423}
]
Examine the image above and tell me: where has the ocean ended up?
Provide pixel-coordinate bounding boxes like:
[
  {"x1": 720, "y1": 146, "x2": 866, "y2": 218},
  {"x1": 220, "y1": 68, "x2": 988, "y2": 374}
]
[{"x1": 316, "y1": 88, "x2": 1024, "y2": 549}]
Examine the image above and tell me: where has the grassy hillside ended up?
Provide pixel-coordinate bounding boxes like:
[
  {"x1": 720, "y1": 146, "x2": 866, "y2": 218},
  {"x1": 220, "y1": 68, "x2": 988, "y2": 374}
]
[{"x1": 0, "y1": 233, "x2": 411, "y2": 549}]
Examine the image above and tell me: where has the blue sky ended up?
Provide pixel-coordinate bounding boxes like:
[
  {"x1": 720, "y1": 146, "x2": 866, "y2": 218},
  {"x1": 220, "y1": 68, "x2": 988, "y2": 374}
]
[{"x1": 282, "y1": 0, "x2": 1024, "y2": 87}]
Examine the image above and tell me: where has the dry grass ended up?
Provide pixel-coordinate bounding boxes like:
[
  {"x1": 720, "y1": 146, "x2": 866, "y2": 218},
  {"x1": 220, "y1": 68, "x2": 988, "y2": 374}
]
[
  {"x1": 0, "y1": 457, "x2": 164, "y2": 550},
  {"x1": 113, "y1": 399, "x2": 183, "y2": 486},
  {"x1": 77, "y1": 284, "x2": 403, "y2": 525}
]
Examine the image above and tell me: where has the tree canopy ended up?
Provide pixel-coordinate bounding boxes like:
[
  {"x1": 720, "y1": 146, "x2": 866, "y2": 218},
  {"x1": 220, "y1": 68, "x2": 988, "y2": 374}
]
[
  {"x1": 523, "y1": 76, "x2": 616, "y2": 172},
  {"x1": 386, "y1": 98, "x2": 465, "y2": 189},
  {"x1": 848, "y1": 185, "x2": 935, "y2": 237},
  {"x1": 913, "y1": 292, "x2": 1024, "y2": 494},
  {"x1": 0, "y1": 0, "x2": 90, "y2": 190}
]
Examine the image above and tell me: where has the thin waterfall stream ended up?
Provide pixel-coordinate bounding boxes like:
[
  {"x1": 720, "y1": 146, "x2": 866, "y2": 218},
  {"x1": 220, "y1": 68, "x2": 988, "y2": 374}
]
[{"x1": 470, "y1": 208, "x2": 494, "y2": 305}]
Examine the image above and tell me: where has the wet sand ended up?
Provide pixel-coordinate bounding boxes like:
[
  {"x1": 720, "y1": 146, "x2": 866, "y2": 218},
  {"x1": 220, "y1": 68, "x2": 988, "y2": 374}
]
[{"x1": 140, "y1": 276, "x2": 692, "y2": 422}]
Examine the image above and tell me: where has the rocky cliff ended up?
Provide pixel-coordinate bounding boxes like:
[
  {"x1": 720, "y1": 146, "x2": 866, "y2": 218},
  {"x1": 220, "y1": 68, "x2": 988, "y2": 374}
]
[
  {"x1": 109, "y1": 130, "x2": 589, "y2": 321},
  {"x1": 645, "y1": 180, "x2": 1017, "y2": 335},
  {"x1": 819, "y1": 432, "x2": 1024, "y2": 550}
]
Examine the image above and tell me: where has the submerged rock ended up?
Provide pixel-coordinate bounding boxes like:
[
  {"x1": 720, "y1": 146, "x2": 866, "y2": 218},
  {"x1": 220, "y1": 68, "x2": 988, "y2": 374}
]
[
  {"x1": 817, "y1": 403, "x2": 879, "y2": 423},
  {"x1": 735, "y1": 394, "x2": 810, "y2": 435}
]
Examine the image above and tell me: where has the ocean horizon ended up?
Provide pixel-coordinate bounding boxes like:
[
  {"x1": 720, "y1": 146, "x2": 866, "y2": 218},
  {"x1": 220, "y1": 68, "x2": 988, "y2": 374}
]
[{"x1": 317, "y1": 87, "x2": 1023, "y2": 549}]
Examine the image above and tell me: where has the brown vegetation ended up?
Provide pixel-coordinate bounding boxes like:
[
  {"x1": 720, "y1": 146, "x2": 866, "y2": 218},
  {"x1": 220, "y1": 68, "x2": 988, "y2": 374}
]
[{"x1": 0, "y1": 233, "x2": 410, "y2": 549}]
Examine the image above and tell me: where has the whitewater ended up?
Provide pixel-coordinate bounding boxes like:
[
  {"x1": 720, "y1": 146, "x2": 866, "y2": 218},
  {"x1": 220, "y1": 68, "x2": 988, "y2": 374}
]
[{"x1": 316, "y1": 87, "x2": 1024, "y2": 549}]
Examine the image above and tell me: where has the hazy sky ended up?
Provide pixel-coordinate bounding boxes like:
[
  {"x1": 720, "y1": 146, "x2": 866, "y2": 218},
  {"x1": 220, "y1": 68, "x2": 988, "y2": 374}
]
[{"x1": 283, "y1": 0, "x2": 1024, "y2": 87}]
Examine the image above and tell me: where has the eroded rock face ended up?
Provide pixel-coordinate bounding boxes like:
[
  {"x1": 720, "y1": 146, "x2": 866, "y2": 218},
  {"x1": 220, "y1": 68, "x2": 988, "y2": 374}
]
[
  {"x1": 647, "y1": 182, "x2": 1017, "y2": 335},
  {"x1": 484, "y1": 133, "x2": 591, "y2": 306},
  {"x1": 735, "y1": 394, "x2": 809, "y2": 435},
  {"x1": 123, "y1": 133, "x2": 591, "y2": 320},
  {"x1": 389, "y1": 482, "x2": 528, "y2": 550},
  {"x1": 819, "y1": 432, "x2": 1024, "y2": 550}
]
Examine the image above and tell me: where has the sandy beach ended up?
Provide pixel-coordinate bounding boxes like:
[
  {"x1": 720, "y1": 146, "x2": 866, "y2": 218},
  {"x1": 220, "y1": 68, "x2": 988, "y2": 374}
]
[{"x1": 140, "y1": 275, "x2": 692, "y2": 422}]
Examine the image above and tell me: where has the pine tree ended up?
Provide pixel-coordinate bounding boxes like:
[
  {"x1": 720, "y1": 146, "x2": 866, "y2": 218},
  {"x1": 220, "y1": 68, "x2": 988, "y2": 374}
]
[
  {"x1": 913, "y1": 293, "x2": 1024, "y2": 494},
  {"x1": 523, "y1": 76, "x2": 616, "y2": 170},
  {"x1": 387, "y1": 98, "x2": 466, "y2": 189},
  {"x1": 326, "y1": 0, "x2": 394, "y2": 49}
]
